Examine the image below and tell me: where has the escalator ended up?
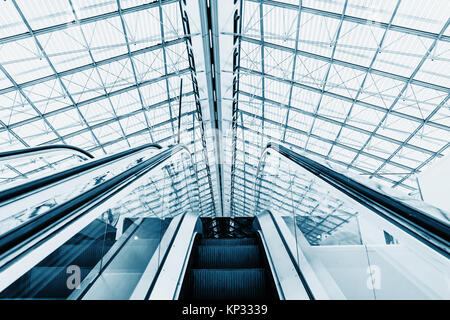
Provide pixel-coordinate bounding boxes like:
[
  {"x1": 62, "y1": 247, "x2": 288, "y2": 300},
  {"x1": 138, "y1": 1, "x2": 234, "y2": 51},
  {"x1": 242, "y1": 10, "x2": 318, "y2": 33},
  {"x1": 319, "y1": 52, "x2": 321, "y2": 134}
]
[
  {"x1": 179, "y1": 219, "x2": 278, "y2": 300},
  {"x1": 0, "y1": 142, "x2": 448, "y2": 300}
]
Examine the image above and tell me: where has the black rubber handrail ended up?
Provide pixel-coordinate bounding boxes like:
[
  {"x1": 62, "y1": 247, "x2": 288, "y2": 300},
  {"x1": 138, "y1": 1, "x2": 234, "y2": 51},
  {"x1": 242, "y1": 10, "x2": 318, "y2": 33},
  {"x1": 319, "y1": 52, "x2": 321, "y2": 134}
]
[
  {"x1": 0, "y1": 144, "x2": 94, "y2": 160},
  {"x1": 0, "y1": 144, "x2": 191, "y2": 256},
  {"x1": 0, "y1": 143, "x2": 162, "y2": 203},
  {"x1": 256, "y1": 142, "x2": 450, "y2": 257}
]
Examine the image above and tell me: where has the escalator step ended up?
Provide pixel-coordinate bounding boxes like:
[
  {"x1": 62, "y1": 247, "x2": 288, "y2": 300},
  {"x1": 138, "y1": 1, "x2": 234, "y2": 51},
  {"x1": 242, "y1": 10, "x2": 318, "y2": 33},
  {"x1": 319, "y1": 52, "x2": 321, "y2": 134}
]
[
  {"x1": 186, "y1": 268, "x2": 268, "y2": 300},
  {"x1": 198, "y1": 238, "x2": 257, "y2": 246},
  {"x1": 194, "y1": 245, "x2": 261, "y2": 268}
]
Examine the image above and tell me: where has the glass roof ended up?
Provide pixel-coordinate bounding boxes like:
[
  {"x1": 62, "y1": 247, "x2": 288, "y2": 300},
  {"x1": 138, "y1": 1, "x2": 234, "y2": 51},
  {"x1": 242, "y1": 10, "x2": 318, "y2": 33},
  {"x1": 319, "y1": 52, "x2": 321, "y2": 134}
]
[{"x1": 0, "y1": 0, "x2": 449, "y2": 218}]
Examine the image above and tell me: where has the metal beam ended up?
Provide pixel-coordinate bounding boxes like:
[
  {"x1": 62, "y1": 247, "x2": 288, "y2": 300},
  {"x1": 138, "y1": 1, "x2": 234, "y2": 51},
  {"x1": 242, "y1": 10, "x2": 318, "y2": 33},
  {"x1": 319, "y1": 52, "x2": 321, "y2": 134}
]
[
  {"x1": 238, "y1": 36, "x2": 450, "y2": 94},
  {"x1": 237, "y1": 91, "x2": 441, "y2": 156},
  {"x1": 0, "y1": 38, "x2": 186, "y2": 96},
  {"x1": 198, "y1": 0, "x2": 224, "y2": 216},
  {"x1": 347, "y1": 19, "x2": 450, "y2": 169},
  {"x1": 246, "y1": 0, "x2": 450, "y2": 43},
  {"x1": 0, "y1": 0, "x2": 179, "y2": 45},
  {"x1": 238, "y1": 66, "x2": 449, "y2": 131},
  {"x1": 0, "y1": 70, "x2": 191, "y2": 132},
  {"x1": 12, "y1": 0, "x2": 105, "y2": 153}
]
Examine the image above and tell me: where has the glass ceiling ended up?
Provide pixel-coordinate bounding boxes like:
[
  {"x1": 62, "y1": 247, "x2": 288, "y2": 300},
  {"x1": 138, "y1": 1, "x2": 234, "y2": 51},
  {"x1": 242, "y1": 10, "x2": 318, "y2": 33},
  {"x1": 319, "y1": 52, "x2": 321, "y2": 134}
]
[{"x1": 0, "y1": 0, "x2": 449, "y2": 218}]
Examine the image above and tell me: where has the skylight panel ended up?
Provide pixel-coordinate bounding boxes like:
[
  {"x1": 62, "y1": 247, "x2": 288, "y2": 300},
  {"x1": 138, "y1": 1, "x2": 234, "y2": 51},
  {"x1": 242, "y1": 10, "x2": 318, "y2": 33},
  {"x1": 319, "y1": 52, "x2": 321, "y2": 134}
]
[
  {"x1": 242, "y1": 1, "x2": 261, "y2": 40},
  {"x1": 345, "y1": 0, "x2": 399, "y2": 24},
  {"x1": 162, "y1": 2, "x2": 184, "y2": 42},
  {"x1": 311, "y1": 118, "x2": 341, "y2": 141},
  {"x1": 298, "y1": 12, "x2": 340, "y2": 58},
  {"x1": 392, "y1": 0, "x2": 449, "y2": 34},
  {"x1": 61, "y1": 69, "x2": 106, "y2": 103},
  {"x1": 71, "y1": 0, "x2": 118, "y2": 20},
  {"x1": 46, "y1": 109, "x2": 84, "y2": 136},
  {"x1": 14, "y1": 119, "x2": 58, "y2": 145},
  {"x1": 263, "y1": 4, "x2": 298, "y2": 49},
  {"x1": 317, "y1": 96, "x2": 352, "y2": 122},
  {"x1": 132, "y1": 49, "x2": 165, "y2": 81},
  {"x1": 429, "y1": 102, "x2": 450, "y2": 126},
  {"x1": 79, "y1": 98, "x2": 115, "y2": 126},
  {"x1": 290, "y1": 86, "x2": 321, "y2": 112},
  {"x1": 394, "y1": 84, "x2": 447, "y2": 120},
  {"x1": 302, "y1": 0, "x2": 347, "y2": 15},
  {"x1": 15, "y1": 0, "x2": 72, "y2": 31},
  {"x1": 123, "y1": 9, "x2": 162, "y2": 50},
  {"x1": 0, "y1": 1, "x2": 28, "y2": 38},
  {"x1": 264, "y1": 77, "x2": 291, "y2": 105},
  {"x1": 377, "y1": 114, "x2": 420, "y2": 141},
  {"x1": 372, "y1": 31, "x2": 433, "y2": 78},
  {"x1": 358, "y1": 72, "x2": 404, "y2": 107},
  {"x1": 93, "y1": 121, "x2": 123, "y2": 144},
  {"x1": 22, "y1": 79, "x2": 72, "y2": 114},
  {"x1": 80, "y1": 17, "x2": 127, "y2": 61},
  {"x1": 96, "y1": 59, "x2": 135, "y2": 93},
  {"x1": 333, "y1": 21, "x2": 384, "y2": 67},
  {"x1": 414, "y1": 41, "x2": 450, "y2": 88},
  {"x1": 293, "y1": 56, "x2": 328, "y2": 89},
  {"x1": 288, "y1": 111, "x2": 314, "y2": 132},
  {"x1": 139, "y1": 80, "x2": 167, "y2": 106},
  {"x1": 0, "y1": 91, "x2": 38, "y2": 126},
  {"x1": 324, "y1": 64, "x2": 366, "y2": 99},
  {"x1": 408, "y1": 125, "x2": 450, "y2": 152},
  {"x1": 240, "y1": 41, "x2": 263, "y2": 71},
  {"x1": 0, "y1": 38, "x2": 54, "y2": 83},
  {"x1": 264, "y1": 46, "x2": 294, "y2": 79}
]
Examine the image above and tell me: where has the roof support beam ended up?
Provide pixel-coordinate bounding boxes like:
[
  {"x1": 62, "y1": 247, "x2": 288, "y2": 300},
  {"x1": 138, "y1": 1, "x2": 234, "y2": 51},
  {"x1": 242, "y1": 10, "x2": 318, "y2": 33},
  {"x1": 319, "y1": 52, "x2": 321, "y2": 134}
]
[
  {"x1": 0, "y1": 38, "x2": 186, "y2": 96},
  {"x1": 198, "y1": 0, "x2": 224, "y2": 216},
  {"x1": 347, "y1": 19, "x2": 450, "y2": 170},
  {"x1": 180, "y1": 0, "x2": 217, "y2": 215},
  {"x1": 0, "y1": 0, "x2": 179, "y2": 45},
  {"x1": 237, "y1": 110, "x2": 418, "y2": 175},
  {"x1": 237, "y1": 91, "x2": 441, "y2": 157},
  {"x1": 246, "y1": 0, "x2": 450, "y2": 43},
  {"x1": 238, "y1": 66, "x2": 449, "y2": 131},
  {"x1": 12, "y1": 0, "x2": 105, "y2": 153},
  {"x1": 238, "y1": 37, "x2": 450, "y2": 94}
]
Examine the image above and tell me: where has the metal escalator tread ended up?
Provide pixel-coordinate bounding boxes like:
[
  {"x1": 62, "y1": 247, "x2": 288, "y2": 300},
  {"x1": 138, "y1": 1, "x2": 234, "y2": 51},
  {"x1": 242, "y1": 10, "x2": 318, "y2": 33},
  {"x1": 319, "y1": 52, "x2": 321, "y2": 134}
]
[
  {"x1": 180, "y1": 235, "x2": 276, "y2": 300},
  {"x1": 187, "y1": 268, "x2": 268, "y2": 300},
  {"x1": 194, "y1": 245, "x2": 261, "y2": 269},
  {"x1": 198, "y1": 238, "x2": 258, "y2": 246}
]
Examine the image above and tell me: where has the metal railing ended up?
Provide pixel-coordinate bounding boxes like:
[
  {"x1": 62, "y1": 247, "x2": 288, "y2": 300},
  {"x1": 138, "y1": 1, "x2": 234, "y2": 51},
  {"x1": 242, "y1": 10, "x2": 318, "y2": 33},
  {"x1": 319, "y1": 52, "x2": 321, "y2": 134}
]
[
  {"x1": 0, "y1": 144, "x2": 94, "y2": 161},
  {"x1": 0, "y1": 143, "x2": 162, "y2": 203},
  {"x1": 254, "y1": 142, "x2": 450, "y2": 257},
  {"x1": 0, "y1": 144, "x2": 199, "y2": 290}
]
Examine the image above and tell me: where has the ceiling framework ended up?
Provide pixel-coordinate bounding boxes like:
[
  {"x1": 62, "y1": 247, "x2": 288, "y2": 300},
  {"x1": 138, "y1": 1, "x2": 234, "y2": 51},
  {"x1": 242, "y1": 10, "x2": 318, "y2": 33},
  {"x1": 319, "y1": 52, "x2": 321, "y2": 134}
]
[
  {"x1": 0, "y1": 0, "x2": 449, "y2": 220},
  {"x1": 228, "y1": 0, "x2": 450, "y2": 217},
  {"x1": 0, "y1": 0, "x2": 216, "y2": 216}
]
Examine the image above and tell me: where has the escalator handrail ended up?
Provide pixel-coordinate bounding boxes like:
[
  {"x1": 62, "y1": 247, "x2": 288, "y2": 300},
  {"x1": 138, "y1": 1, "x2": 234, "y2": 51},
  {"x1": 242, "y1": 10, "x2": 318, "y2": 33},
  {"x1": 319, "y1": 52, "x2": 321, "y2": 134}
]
[
  {"x1": 259, "y1": 209, "x2": 315, "y2": 300},
  {"x1": 0, "y1": 144, "x2": 94, "y2": 161},
  {"x1": 0, "y1": 143, "x2": 162, "y2": 204},
  {"x1": 255, "y1": 142, "x2": 450, "y2": 257},
  {"x1": 0, "y1": 144, "x2": 195, "y2": 257}
]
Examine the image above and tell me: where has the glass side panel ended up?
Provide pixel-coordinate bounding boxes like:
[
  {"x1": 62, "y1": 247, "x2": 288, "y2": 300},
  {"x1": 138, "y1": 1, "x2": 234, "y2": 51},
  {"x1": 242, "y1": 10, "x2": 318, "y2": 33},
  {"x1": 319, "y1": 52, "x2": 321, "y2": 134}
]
[
  {"x1": 0, "y1": 151, "x2": 89, "y2": 191},
  {"x1": 0, "y1": 148, "x2": 200, "y2": 299},
  {"x1": 256, "y1": 151, "x2": 450, "y2": 299},
  {"x1": 0, "y1": 147, "x2": 160, "y2": 236}
]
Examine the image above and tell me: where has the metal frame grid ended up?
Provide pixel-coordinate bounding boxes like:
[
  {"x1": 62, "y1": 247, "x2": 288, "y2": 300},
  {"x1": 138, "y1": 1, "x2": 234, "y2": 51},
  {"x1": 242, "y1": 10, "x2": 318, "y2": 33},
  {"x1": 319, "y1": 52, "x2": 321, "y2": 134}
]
[
  {"x1": 0, "y1": 0, "x2": 449, "y2": 219},
  {"x1": 229, "y1": 0, "x2": 450, "y2": 217},
  {"x1": 0, "y1": 0, "x2": 216, "y2": 215}
]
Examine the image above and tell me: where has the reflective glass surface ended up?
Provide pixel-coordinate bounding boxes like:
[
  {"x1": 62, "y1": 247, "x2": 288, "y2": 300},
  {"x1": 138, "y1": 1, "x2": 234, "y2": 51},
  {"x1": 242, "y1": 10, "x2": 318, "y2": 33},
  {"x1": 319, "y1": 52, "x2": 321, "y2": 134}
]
[{"x1": 255, "y1": 149, "x2": 450, "y2": 299}]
